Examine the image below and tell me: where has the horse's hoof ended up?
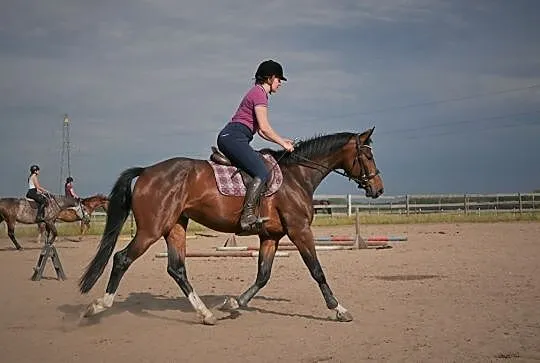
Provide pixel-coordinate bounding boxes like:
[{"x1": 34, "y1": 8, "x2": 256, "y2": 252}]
[
  {"x1": 218, "y1": 296, "x2": 240, "y2": 311},
  {"x1": 82, "y1": 304, "x2": 97, "y2": 317},
  {"x1": 336, "y1": 310, "x2": 353, "y2": 322},
  {"x1": 202, "y1": 314, "x2": 217, "y2": 325},
  {"x1": 83, "y1": 300, "x2": 105, "y2": 317}
]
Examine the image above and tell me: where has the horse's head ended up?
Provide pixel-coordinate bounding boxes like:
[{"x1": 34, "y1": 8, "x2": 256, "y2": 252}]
[
  {"x1": 342, "y1": 127, "x2": 384, "y2": 199},
  {"x1": 82, "y1": 194, "x2": 110, "y2": 212}
]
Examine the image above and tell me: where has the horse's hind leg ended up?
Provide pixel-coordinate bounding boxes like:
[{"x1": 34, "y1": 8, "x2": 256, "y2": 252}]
[
  {"x1": 290, "y1": 227, "x2": 353, "y2": 322},
  {"x1": 165, "y1": 220, "x2": 216, "y2": 325},
  {"x1": 6, "y1": 219, "x2": 22, "y2": 250},
  {"x1": 84, "y1": 231, "x2": 160, "y2": 317}
]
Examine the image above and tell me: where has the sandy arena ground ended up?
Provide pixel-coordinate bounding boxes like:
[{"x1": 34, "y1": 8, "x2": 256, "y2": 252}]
[{"x1": 0, "y1": 222, "x2": 539, "y2": 362}]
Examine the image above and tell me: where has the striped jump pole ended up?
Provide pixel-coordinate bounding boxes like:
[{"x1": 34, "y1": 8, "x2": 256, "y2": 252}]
[
  {"x1": 314, "y1": 236, "x2": 356, "y2": 242},
  {"x1": 217, "y1": 245, "x2": 356, "y2": 252},
  {"x1": 366, "y1": 236, "x2": 408, "y2": 242},
  {"x1": 283, "y1": 240, "x2": 390, "y2": 248},
  {"x1": 281, "y1": 240, "x2": 355, "y2": 246},
  {"x1": 155, "y1": 251, "x2": 290, "y2": 258}
]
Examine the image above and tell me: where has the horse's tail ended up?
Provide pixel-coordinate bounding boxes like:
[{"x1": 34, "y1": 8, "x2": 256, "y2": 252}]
[{"x1": 79, "y1": 167, "x2": 145, "y2": 294}]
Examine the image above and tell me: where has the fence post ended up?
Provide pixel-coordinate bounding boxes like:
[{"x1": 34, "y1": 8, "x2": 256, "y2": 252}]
[
  {"x1": 464, "y1": 194, "x2": 468, "y2": 215},
  {"x1": 518, "y1": 193, "x2": 522, "y2": 214},
  {"x1": 347, "y1": 194, "x2": 352, "y2": 217},
  {"x1": 406, "y1": 194, "x2": 410, "y2": 216}
]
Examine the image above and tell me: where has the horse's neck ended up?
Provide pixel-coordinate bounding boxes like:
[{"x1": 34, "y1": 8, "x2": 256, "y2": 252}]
[
  {"x1": 84, "y1": 199, "x2": 105, "y2": 212},
  {"x1": 57, "y1": 197, "x2": 77, "y2": 210},
  {"x1": 83, "y1": 200, "x2": 97, "y2": 212},
  {"x1": 286, "y1": 155, "x2": 339, "y2": 195}
]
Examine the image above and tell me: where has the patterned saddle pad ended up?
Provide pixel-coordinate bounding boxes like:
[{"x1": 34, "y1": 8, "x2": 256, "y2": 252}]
[{"x1": 208, "y1": 154, "x2": 283, "y2": 197}]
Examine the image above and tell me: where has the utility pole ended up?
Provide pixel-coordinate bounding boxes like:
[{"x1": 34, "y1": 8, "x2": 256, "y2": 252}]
[{"x1": 59, "y1": 114, "x2": 71, "y2": 194}]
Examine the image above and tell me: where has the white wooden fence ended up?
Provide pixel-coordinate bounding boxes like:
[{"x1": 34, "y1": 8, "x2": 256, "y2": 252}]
[
  {"x1": 85, "y1": 192, "x2": 539, "y2": 221},
  {"x1": 313, "y1": 193, "x2": 540, "y2": 216}
]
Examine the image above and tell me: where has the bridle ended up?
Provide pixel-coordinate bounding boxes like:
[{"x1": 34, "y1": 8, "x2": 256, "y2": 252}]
[
  {"x1": 290, "y1": 134, "x2": 380, "y2": 189},
  {"x1": 350, "y1": 134, "x2": 380, "y2": 189}
]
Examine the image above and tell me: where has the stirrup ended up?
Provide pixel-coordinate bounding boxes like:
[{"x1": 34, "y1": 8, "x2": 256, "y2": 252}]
[{"x1": 239, "y1": 216, "x2": 270, "y2": 235}]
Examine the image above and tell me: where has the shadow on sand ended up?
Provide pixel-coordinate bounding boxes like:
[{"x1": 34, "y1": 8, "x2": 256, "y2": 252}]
[{"x1": 56, "y1": 291, "x2": 337, "y2": 326}]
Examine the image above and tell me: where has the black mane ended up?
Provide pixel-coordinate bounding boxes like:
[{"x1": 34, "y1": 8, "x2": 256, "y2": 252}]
[{"x1": 262, "y1": 132, "x2": 359, "y2": 165}]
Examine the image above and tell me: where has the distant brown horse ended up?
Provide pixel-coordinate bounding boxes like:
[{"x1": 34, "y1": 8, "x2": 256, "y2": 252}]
[
  {"x1": 36, "y1": 194, "x2": 109, "y2": 243},
  {"x1": 79, "y1": 128, "x2": 383, "y2": 325},
  {"x1": 0, "y1": 194, "x2": 80, "y2": 250},
  {"x1": 313, "y1": 199, "x2": 332, "y2": 215}
]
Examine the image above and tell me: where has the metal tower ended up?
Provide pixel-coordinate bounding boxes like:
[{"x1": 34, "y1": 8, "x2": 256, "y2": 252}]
[{"x1": 59, "y1": 114, "x2": 71, "y2": 193}]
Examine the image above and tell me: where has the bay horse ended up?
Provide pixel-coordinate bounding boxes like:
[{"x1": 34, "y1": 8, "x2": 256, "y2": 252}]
[
  {"x1": 36, "y1": 194, "x2": 109, "y2": 242},
  {"x1": 0, "y1": 194, "x2": 80, "y2": 250},
  {"x1": 79, "y1": 127, "x2": 383, "y2": 325}
]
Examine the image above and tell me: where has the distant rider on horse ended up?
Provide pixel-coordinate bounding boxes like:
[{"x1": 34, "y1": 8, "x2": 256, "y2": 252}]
[
  {"x1": 26, "y1": 165, "x2": 50, "y2": 223},
  {"x1": 64, "y1": 176, "x2": 80, "y2": 199}
]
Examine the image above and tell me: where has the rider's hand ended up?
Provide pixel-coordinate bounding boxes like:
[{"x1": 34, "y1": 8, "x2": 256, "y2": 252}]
[{"x1": 282, "y1": 139, "x2": 295, "y2": 152}]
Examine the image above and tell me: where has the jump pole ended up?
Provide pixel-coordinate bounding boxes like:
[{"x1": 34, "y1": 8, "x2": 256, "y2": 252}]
[
  {"x1": 217, "y1": 245, "x2": 356, "y2": 252},
  {"x1": 279, "y1": 240, "x2": 389, "y2": 248},
  {"x1": 155, "y1": 251, "x2": 290, "y2": 258}
]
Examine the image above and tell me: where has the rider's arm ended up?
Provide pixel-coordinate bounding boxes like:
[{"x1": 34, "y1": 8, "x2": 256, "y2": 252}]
[
  {"x1": 255, "y1": 105, "x2": 288, "y2": 147},
  {"x1": 70, "y1": 185, "x2": 79, "y2": 199},
  {"x1": 32, "y1": 175, "x2": 48, "y2": 193}
]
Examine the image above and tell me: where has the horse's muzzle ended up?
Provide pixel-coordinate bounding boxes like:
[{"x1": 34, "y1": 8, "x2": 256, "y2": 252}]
[{"x1": 364, "y1": 185, "x2": 384, "y2": 199}]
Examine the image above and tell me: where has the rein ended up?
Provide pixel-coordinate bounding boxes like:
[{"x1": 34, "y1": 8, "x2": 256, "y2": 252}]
[
  {"x1": 45, "y1": 193, "x2": 87, "y2": 219},
  {"x1": 289, "y1": 134, "x2": 380, "y2": 189}
]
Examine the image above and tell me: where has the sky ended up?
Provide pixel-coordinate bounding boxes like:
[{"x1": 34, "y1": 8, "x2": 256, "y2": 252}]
[{"x1": 1, "y1": 0, "x2": 539, "y2": 198}]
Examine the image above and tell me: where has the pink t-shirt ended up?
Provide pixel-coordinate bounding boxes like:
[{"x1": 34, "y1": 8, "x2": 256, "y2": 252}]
[{"x1": 231, "y1": 85, "x2": 268, "y2": 134}]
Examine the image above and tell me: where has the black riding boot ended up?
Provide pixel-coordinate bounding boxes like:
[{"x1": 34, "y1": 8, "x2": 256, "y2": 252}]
[
  {"x1": 36, "y1": 203, "x2": 46, "y2": 223},
  {"x1": 240, "y1": 177, "x2": 265, "y2": 231}
]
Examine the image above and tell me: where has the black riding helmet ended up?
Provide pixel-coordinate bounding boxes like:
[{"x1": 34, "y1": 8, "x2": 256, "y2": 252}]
[
  {"x1": 255, "y1": 60, "x2": 287, "y2": 82},
  {"x1": 66, "y1": 176, "x2": 73, "y2": 183},
  {"x1": 30, "y1": 165, "x2": 40, "y2": 174}
]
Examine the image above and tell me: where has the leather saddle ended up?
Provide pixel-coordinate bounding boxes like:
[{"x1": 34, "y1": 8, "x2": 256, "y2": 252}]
[{"x1": 210, "y1": 146, "x2": 270, "y2": 191}]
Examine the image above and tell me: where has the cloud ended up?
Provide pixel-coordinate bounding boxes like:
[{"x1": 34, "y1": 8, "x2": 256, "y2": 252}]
[{"x1": 1, "y1": 0, "x2": 540, "y2": 196}]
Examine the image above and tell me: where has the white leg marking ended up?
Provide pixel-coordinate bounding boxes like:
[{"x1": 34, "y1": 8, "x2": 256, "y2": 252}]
[
  {"x1": 188, "y1": 291, "x2": 216, "y2": 324},
  {"x1": 333, "y1": 303, "x2": 353, "y2": 322},
  {"x1": 85, "y1": 293, "x2": 116, "y2": 316},
  {"x1": 334, "y1": 303, "x2": 348, "y2": 315}
]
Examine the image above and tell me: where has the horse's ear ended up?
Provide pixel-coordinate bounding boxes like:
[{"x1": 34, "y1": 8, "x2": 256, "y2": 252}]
[{"x1": 359, "y1": 127, "x2": 375, "y2": 144}]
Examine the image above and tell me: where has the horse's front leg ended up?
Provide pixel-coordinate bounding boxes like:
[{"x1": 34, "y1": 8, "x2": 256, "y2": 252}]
[
  {"x1": 223, "y1": 236, "x2": 280, "y2": 309},
  {"x1": 36, "y1": 224, "x2": 46, "y2": 244},
  {"x1": 79, "y1": 220, "x2": 90, "y2": 241},
  {"x1": 44, "y1": 222, "x2": 57, "y2": 245},
  {"x1": 290, "y1": 226, "x2": 353, "y2": 322}
]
